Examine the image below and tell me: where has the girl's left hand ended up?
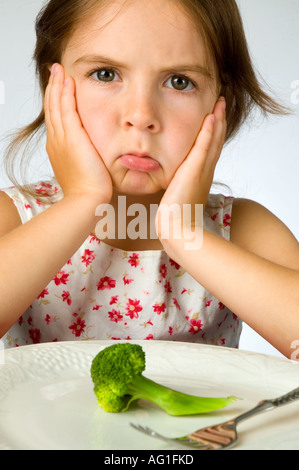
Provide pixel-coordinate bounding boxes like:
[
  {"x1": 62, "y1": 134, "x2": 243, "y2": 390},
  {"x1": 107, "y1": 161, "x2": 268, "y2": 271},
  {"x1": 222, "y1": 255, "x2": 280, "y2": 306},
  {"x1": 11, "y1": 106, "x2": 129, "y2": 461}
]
[{"x1": 155, "y1": 97, "x2": 227, "y2": 245}]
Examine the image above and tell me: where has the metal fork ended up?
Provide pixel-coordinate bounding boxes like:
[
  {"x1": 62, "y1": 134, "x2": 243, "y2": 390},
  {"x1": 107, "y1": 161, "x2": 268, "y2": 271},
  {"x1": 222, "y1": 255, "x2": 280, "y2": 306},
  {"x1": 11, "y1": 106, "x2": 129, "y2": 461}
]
[{"x1": 131, "y1": 386, "x2": 299, "y2": 450}]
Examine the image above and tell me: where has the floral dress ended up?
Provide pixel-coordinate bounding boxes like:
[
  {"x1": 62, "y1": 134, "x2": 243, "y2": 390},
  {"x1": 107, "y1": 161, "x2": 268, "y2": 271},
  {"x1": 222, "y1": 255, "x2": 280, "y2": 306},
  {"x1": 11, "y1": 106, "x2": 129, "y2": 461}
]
[{"x1": 1, "y1": 180, "x2": 242, "y2": 349}]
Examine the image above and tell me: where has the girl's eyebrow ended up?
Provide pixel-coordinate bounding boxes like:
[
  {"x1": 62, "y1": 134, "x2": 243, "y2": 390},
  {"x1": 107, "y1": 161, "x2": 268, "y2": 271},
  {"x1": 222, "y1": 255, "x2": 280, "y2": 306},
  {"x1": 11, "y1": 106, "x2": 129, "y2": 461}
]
[
  {"x1": 74, "y1": 55, "x2": 126, "y2": 68},
  {"x1": 73, "y1": 54, "x2": 213, "y2": 78}
]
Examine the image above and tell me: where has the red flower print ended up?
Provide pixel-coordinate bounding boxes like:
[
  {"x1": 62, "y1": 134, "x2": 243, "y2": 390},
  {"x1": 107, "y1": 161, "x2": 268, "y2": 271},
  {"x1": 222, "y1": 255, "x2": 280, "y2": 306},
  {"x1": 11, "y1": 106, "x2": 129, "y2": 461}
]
[
  {"x1": 108, "y1": 309, "x2": 123, "y2": 323},
  {"x1": 211, "y1": 212, "x2": 218, "y2": 221},
  {"x1": 69, "y1": 317, "x2": 86, "y2": 337},
  {"x1": 45, "y1": 314, "x2": 51, "y2": 325},
  {"x1": 223, "y1": 213, "x2": 231, "y2": 227},
  {"x1": 110, "y1": 295, "x2": 119, "y2": 305},
  {"x1": 168, "y1": 326, "x2": 173, "y2": 336},
  {"x1": 35, "y1": 182, "x2": 53, "y2": 196},
  {"x1": 169, "y1": 258, "x2": 181, "y2": 270},
  {"x1": 128, "y1": 253, "x2": 139, "y2": 267},
  {"x1": 145, "y1": 334, "x2": 154, "y2": 340},
  {"x1": 37, "y1": 288, "x2": 49, "y2": 299},
  {"x1": 81, "y1": 249, "x2": 95, "y2": 267},
  {"x1": 205, "y1": 299, "x2": 212, "y2": 307},
  {"x1": 173, "y1": 298, "x2": 181, "y2": 310},
  {"x1": 123, "y1": 274, "x2": 134, "y2": 285},
  {"x1": 125, "y1": 298, "x2": 143, "y2": 319},
  {"x1": 220, "y1": 338, "x2": 226, "y2": 345},
  {"x1": 89, "y1": 235, "x2": 100, "y2": 244},
  {"x1": 93, "y1": 304, "x2": 102, "y2": 311},
  {"x1": 97, "y1": 276, "x2": 116, "y2": 290},
  {"x1": 53, "y1": 270, "x2": 69, "y2": 286},
  {"x1": 164, "y1": 280, "x2": 172, "y2": 293},
  {"x1": 159, "y1": 264, "x2": 167, "y2": 278},
  {"x1": 188, "y1": 319, "x2": 203, "y2": 335},
  {"x1": 62, "y1": 291, "x2": 72, "y2": 305},
  {"x1": 24, "y1": 203, "x2": 32, "y2": 210},
  {"x1": 218, "y1": 302, "x2": 225, "y2": 310},
  {"x1": 153, "y1": 302, "x2": 166, "y2": 315},
  {"x1": 29, "y1": 328, "x2": 41, "y2": 344}
]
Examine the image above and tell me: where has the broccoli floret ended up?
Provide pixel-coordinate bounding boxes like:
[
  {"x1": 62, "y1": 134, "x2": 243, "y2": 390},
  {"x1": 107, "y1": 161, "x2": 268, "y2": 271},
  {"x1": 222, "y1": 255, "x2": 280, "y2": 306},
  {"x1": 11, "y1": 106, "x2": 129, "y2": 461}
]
[{"x1": 90, "y1": 343, "x2": 237, "y2": 416}]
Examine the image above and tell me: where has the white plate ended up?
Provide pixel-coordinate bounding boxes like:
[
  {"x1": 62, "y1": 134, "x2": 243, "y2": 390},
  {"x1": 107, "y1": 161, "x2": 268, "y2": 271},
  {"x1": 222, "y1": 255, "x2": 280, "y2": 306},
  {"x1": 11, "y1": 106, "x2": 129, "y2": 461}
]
[{"x1": 0, "y1": 340, "x2": 299, "y2": 450}]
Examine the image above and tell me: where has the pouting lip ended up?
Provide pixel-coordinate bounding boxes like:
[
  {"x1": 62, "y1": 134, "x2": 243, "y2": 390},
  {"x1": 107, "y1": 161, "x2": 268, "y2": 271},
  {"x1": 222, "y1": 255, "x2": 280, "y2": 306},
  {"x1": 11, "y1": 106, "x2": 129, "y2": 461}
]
[
  {"x1": 122, "y1": 151, "x2": 156, "y2": 159},
  {"x1": 118, "y1": 152, "x2": 161, "y2": 171}
]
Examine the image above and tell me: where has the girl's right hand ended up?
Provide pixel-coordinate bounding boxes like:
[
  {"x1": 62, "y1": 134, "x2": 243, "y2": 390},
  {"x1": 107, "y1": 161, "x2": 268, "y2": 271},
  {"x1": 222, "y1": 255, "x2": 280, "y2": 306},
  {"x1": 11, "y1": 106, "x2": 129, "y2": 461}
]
[{"x1": 44, "y1": 63, "x2": 113, "y2": 205}]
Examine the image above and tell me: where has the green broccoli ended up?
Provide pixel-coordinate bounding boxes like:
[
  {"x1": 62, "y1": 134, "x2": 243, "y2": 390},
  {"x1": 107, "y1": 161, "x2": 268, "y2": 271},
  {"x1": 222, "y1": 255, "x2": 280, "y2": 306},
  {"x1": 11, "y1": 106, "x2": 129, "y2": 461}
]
[{"x1": 90, "y1": 343, "x2": 237, "y2": 416}]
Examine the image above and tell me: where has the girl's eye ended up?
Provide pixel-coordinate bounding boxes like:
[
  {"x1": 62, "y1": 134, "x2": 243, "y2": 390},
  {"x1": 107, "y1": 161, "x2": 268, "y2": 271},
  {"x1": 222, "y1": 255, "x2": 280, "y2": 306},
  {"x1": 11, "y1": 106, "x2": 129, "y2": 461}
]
[
  {"x1": 165, "y1": 75, "x2": 195, "y2": 91},
  {"x1": 91, "y1": 68, "x2": 119, "y2": 83}
]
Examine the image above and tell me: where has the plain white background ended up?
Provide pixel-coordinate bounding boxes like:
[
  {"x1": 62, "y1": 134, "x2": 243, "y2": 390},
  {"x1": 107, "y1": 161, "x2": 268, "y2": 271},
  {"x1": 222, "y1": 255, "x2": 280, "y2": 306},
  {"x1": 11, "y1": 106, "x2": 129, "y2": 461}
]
[{"x1": 0, "y1": 0, "x2": 298, "y2": 358}]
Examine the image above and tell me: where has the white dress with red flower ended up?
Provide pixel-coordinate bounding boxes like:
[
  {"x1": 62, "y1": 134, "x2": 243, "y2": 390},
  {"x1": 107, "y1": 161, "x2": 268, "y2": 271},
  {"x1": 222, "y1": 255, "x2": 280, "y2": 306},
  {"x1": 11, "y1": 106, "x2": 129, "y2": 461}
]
[{"x1": 1, "y1": 180, "x2": 242, "y2": 348}]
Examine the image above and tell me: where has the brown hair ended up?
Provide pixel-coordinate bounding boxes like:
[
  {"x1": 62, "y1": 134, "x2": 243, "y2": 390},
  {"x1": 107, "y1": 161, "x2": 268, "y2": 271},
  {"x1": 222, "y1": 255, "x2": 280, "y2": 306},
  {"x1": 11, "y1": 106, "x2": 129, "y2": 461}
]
[{"x1": 3, "y1": 0, "x2": 289, "y2": 195}]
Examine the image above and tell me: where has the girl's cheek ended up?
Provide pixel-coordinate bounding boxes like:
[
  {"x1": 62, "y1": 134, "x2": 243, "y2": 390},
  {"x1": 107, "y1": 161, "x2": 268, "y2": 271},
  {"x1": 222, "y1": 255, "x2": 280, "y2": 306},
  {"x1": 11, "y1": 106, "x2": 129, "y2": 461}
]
[
  {"x1": 76, "y1": 93, "x2": 113, "y2": 152},
  {"x1": 167, "y1": 112, "x2": 204, "y2": 156}
]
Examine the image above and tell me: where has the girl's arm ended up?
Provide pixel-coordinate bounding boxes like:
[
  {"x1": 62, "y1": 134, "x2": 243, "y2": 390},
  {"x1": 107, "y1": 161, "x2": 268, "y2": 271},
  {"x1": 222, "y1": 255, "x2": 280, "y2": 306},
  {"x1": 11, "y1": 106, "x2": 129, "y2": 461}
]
[
  {"x1": 0, "y1": 192, "x2": 100, "y2": 336},
  {"x1": 0, "y1": 64, "x2": 112, "y2": 336},
  {"x1": 162, "y1": 214, "x2": 299, "y2": 359},
  {"x1": 157, "y1": 99, "x2": 299, "y2": 358}
]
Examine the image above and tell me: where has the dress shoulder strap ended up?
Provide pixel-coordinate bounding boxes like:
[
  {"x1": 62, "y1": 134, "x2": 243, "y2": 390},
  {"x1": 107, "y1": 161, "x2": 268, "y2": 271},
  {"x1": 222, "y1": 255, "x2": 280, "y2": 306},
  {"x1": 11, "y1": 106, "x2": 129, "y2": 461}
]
[{"x1": 1, "y1": 179, "x2": 62, "y2": 223}]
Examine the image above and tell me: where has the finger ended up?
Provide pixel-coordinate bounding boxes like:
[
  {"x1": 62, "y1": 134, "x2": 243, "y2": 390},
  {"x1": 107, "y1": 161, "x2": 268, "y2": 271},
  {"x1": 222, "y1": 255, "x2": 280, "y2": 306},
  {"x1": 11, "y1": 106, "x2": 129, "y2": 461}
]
[
  {"x1": 213, "y1": 97, "x2": 227, "y2": 144},
  {"x1": 207, "y1": 97, "x2": 227, "y2": 166},
  {"x1": 189, "y1": 98, "x2": 226, "y2": 171},
  {"x1": 44, "y1": 71, "x2": 54, "y2": 134},
  {"x1": 60, "y1": 76, "x2": 86, "y2": 143},
  {"x1": 47, "y1": 63, "x2": 65, "y2": 138},
  {"x1": 182, "y1": 97, "x2": 226, "y2": 179},
  {"x1": 185, "y1": 113, "x2": 215, "y2": 170}
]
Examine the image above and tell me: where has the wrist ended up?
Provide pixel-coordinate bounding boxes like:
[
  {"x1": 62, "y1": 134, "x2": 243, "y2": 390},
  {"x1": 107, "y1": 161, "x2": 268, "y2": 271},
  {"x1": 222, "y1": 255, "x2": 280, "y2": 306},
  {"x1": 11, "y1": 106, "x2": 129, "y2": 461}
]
[
  {"x1": 157, "y1": 216, "x2": 204, "y2": 263},
  {"x1": 159, "y1": 227, "x2": 204, "y2": 266},
  {"x1": 63, "y1": 190, "x2": 111, "y2": 210},
  {"x1": 59, "y1": 192, "x2": 109, "y2": 234},
  {"x1": 156, "y1": 202, "x2": 204, "y2": 260}
]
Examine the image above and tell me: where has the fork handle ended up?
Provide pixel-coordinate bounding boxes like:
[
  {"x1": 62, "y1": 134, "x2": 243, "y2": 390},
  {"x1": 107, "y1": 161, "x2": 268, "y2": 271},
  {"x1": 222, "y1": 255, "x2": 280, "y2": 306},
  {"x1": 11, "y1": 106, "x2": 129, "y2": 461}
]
[
  {"x1": 270, "y1": 387, "x2": 299, "y2": 407},
  {"x1": 235, "y1": 387, "x2": 299, "y2": 425}
]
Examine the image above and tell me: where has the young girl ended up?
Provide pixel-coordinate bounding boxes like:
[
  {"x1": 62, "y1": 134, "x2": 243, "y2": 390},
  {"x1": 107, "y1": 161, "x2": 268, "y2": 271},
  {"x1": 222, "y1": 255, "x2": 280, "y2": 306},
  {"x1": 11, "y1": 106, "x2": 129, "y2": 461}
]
[{"x1": 1, "y1": 0, "x2": 298, "y2": 358}]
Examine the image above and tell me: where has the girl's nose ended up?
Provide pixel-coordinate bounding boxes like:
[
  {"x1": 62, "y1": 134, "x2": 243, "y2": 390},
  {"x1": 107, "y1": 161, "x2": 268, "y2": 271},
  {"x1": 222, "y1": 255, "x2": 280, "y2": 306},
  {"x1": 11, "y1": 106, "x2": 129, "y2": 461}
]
[{"x1": 121, "y1": 90, "x2": 161, "y2": 133}]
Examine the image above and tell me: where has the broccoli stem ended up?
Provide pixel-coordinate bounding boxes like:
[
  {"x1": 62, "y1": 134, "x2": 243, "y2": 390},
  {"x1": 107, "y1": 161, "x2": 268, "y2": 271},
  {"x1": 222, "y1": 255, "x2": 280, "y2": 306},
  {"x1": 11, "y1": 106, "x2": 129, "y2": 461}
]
[{"x1": 126, "y1": 374, "x2": 236, "y2": 416}]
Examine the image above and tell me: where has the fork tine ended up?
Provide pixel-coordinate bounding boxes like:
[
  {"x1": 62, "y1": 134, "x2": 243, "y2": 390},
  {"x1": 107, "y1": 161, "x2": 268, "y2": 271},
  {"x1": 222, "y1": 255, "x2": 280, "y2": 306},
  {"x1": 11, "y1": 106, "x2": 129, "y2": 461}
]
[
  {"x1": 130, "y1": 423, "x2": 158, "y2": 438},
  {"x1": 130, "y1": 423, "x2": 212, "y2": 450},
  {"x1": 130, "y1": 423, "x2": 174, "y2": 443}
]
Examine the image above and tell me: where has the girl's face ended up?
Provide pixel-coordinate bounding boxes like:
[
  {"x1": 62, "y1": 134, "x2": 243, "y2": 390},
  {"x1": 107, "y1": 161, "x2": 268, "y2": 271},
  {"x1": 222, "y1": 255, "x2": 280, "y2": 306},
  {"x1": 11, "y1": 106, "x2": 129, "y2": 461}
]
[{"x1": 61, "y1": 0, "x2": 219, "y2": 195}]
